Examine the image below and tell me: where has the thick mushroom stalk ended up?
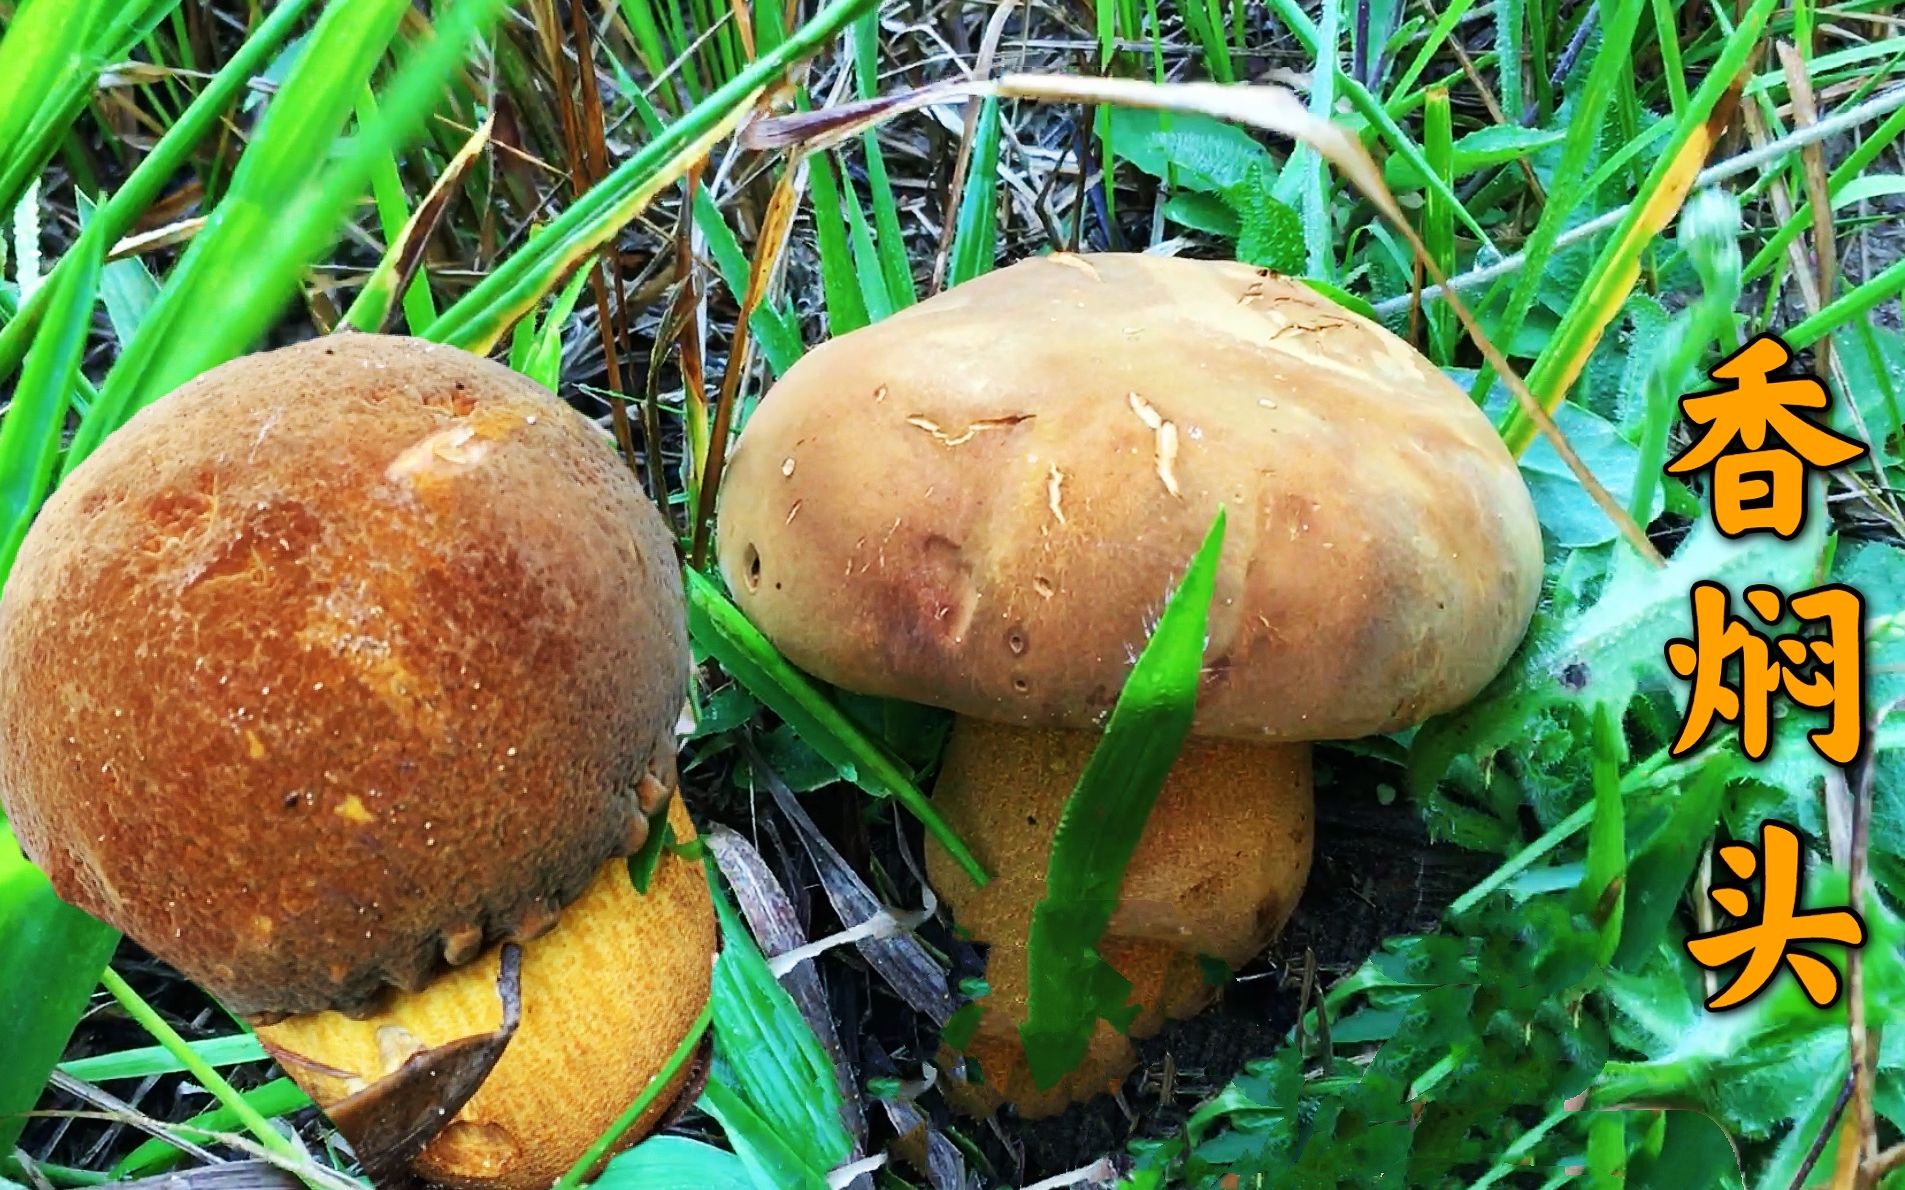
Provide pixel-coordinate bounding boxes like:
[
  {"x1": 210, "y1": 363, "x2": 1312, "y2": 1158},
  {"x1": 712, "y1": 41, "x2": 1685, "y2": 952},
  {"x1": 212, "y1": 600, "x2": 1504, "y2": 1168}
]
[
  {"x1": 926, "y1": 721, "x2": 1310, "y2": 1116},
  {"x1": 714, "y1": 253, "x2": 1543, "y2": 1114},
  {"x1": 0, "y1": 335, "x2": 711, "y2": 1187}
]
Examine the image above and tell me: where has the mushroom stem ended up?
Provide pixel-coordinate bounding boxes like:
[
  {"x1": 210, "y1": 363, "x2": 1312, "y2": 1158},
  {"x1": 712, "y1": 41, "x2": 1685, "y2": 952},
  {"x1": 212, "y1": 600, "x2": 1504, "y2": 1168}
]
[
  {"x1": 923, "y1": 717, "x2": 1313, "y2": 1117},
  {"x1": 256, "y1": 797, "x2": 715, "y2": 1190}
]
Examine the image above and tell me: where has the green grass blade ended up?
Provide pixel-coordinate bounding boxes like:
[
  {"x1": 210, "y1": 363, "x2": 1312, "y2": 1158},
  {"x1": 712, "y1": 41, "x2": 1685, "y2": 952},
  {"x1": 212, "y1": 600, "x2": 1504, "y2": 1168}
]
[
  {"x1": 1262, "y1": 0, "x2": 1319, "y2": 56},
  {"x1": 946, "y1": 97, "x2": 1001, "y2": 287},
  {"x1": 705, "y1": 877, "x2": 853, "y2": 1175},
  {"x1": 1020, "y1": 510, "x2": 1225, "y2": 1090},
  {"x1": 849, "y1": 10, "x2": 916, "y2": 309},
  {"x1": 0, "y1": 824, "x2": 120, "y2": 1163},
  {"x1": 698, "y1": 1080, "x2": 830, "y2": 1190},
  {"x1": 522, "y1": 263, "x2": 598, "y2": 390},
  {"x1": 1422, "y1": 87, "x2": 1456, "y2": 363},
  {"x1": 617, "y1": 0, "x2": 676, "y2": 101},
  {"x1": 1339, "y1": 76, "x2": 1499, "y2": 262},
  {"x1": 358, "y1": 86, "x2": 439, "y2": 334},
  {"x1": 1385, "y1": 0, "x2": 1478, "y2": 108},
  {"x1": 1294, "y1": 1, "x2": 1340, "y2": 280},
  {"x1": 840, "y1": 166, "x2": 895, "y2": 323},
  {"x1": 425, "y1": 0, "x2": 880, "y2": 352},
  {"x1": 0, "y1": 0, "x2": 321, "y2": 384},
  {"x1": 1785, "y1": 254, "x2": 1905, "y2": 351},
  {"x1": 96, "y1": 969, "x2": 300, "y2": 1168},
  {"x1": 109, "y1": 1078, "x2": 311, "y2": 1179},
  {"x1": 805, "y1": 149, "x2": 870, "y2": 335},
  {"x1": 683, "y1": 568, "x2": 985, "y2": 884},
  {"x1": 1501, "y1": 0, "x2": 1778, "y2": 455},
  {"x1": 1494, "y1": 0, "x2": 1525, "y2": 120},
  {"x1": 0, "y1": 0, "x2": 180, "y2": 216},
  {"x1": 0, "y1": 226, "x2": 100, "y2": 581},
  {"x1": 60, "y1": 1034, "x2": 269, "y2": 1083},
  {"x1": 1581, "y1": 706, "x2": 1625, "y2": 965},
  {"x1": 1743, "y1": 94, "x2": 1905, "y2": 284},
  {"x1": 61, "y1": 0, "x2": 443, "y2": 475},
  {"x1": 858, "y1": 134, "x2": 917, "y2": 309},
  {"x1": 1462, "y1": 0, "x2": 1646, "y2": 407},
  {"x1": 0, "y1": 0, "x2": 94, "y2": 200}
]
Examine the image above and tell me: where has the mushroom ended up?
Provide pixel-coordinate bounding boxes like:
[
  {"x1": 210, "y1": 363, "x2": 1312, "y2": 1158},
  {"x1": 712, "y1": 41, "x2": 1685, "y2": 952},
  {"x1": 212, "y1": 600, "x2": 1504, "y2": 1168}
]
[
  {"x1": 0, "y1": 334, "x2": 714, "y2": 1188},
  {"x1": 713, "y1": 253, "x2": 1542, "y2": 1115}
]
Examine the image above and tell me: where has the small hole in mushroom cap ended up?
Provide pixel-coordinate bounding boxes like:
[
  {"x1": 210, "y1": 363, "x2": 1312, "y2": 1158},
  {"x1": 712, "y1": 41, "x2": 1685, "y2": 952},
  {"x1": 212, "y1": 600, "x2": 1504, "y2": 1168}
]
[
  {"x1": 743, "y1": 545, "x2": 762, "y2": 591},
  {"x1": 1012, "y1": 676, "x2": 1029, "y2": 693},
  {"x1": 1006, "y1": 626, "x2": 1028, "y2": 655}
]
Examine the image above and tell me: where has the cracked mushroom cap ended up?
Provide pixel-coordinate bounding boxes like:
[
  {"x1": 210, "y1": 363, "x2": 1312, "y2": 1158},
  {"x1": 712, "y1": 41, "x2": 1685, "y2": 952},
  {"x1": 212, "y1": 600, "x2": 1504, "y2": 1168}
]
[
  {"x1": 715, "y1": 252, "x2": 1542, "y2": 741},
  {"x1": 0, "y1": 334, "x2": 687, "y2": 1018}
]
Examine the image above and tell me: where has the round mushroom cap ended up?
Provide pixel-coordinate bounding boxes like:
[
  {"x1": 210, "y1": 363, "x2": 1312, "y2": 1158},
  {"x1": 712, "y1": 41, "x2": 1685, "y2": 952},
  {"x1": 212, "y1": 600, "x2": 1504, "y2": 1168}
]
[
  {"x1": 0, "y1": 334, "x2": 687, "y2": 1018},
  {"x1": 715, "y1": 252, "x2": 1541, "y2": 741}
]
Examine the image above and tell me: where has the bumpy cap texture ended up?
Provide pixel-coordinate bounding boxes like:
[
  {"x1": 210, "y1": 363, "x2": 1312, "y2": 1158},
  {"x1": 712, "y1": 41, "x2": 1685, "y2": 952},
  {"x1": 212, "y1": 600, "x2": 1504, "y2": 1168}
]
[
  {"x1": 0, "y1": 333, "x2": 687, "y2": 1017},
  {"x1": 715, "y1": 252, "x2": 1542, "y2": 741}
]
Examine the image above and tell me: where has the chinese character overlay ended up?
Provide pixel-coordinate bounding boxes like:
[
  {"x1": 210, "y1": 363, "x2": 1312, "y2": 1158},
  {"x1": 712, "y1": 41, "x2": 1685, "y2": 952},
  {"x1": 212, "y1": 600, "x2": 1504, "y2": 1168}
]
[
  {"x1": 1684, "y1": 820, "x2": 1865, "y2": 1010},
  {"x1": 1664, "y1": 581, "x2": 1866, "y2": 765},
  {"x1": 1665, "y1": 334, "x2": 1867, "y2": 539}
]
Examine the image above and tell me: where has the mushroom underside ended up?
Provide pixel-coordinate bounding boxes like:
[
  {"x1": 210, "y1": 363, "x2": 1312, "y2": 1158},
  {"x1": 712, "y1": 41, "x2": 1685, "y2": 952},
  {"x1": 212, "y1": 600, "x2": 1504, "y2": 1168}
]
[{"x1": 257, "y1": 796, "x2": 715, "y2": 1190}]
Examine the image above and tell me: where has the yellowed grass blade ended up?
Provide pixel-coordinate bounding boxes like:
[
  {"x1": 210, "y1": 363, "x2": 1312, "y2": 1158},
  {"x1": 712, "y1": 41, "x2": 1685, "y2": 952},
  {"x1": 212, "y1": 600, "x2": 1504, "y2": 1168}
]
[{"x1": 341, "y1": 114, "x2": 493, "y2": 334}]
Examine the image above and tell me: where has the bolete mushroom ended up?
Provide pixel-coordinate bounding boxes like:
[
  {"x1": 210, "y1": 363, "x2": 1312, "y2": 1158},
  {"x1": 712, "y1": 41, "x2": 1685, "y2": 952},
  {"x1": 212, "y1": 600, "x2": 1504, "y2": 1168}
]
[
  {"x1": 713, "y1": 252, "x2": 1542, "y2": 1115},
  {"x1": 0, "y1": 334, "x2": 714, "y2": 1188}
]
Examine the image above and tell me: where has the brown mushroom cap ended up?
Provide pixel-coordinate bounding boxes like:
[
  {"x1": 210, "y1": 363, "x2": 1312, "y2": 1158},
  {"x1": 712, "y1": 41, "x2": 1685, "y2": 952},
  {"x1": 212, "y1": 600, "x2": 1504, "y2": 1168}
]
[
  {"x1": 716, "y1": 252, "x2": 1542, "y2": 741},
  {"x1": 0, "y1": 333, "x2": 687, "y2": 1018}
]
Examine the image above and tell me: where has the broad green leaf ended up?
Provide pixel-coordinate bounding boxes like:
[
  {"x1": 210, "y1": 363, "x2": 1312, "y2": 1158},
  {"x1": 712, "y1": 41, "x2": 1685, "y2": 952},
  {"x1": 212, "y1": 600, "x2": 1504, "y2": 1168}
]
[
  {"x1": 1020, "y1": 510, "x2": 1224, "y2": 1089},
  {"x1": 1161, "y1": 190, "x2": 1240, "y2": 237},
  {"x1": 699, "y1": 1080, "x2": 830, "y2": 1190},
  {"x1": 594, "y1": 1136, "x2": 756, "y2": 1190},
  {"x1": 1228, "y1": 162, "x2": 1304, "y2": 274},
  {"x1": 1382, "y1": 124, "x2": 1566, "y2": 189},
  {"x1": 1108, "y1": 107, "x2": 1272, "y2": 193},
  {"x1": 0, "y1": 824, "x2": 119, "y2": 1160},
  {"x1": 1510, "y1": 397, "x2": 1666, "y2": 548},
  {"x1": 1410, "y1": 512, "x2": 1829, "y2": 795}
]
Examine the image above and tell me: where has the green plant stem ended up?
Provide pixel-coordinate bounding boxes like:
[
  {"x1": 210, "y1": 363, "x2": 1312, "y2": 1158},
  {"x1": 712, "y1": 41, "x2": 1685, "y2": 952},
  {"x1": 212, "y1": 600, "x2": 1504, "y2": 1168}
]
[
  {"x1": 549, "y1": 997, "x2": 715, "y2": 1190},
  {"x1": 96, "y1": 968, "x2": 302, "y2": 1169}
]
